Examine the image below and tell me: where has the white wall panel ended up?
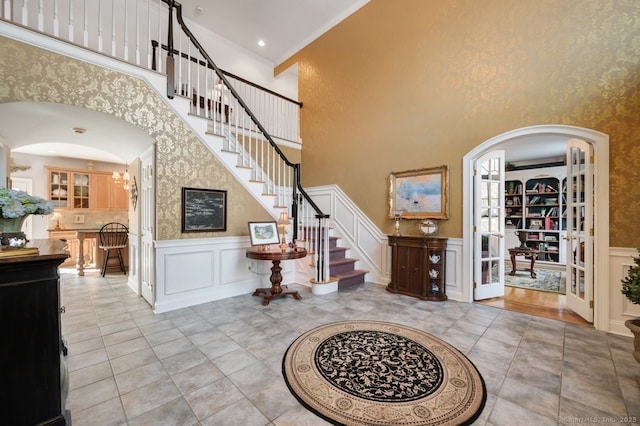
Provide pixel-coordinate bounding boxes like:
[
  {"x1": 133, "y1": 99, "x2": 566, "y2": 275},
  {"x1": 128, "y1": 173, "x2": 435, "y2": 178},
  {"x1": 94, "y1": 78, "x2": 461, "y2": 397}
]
[
  {"x1": 154, "y1": 236, "x2": 309, "y2": 313},
  {"x1": 609, "y1": 247, "x2": 640, "y2": 336},
  {"x1": 334, "y1": 197, "x2": 356, "y2": 239},
  {"x1": 165, "y1": 250, "x2": 215, "y2": 294}
]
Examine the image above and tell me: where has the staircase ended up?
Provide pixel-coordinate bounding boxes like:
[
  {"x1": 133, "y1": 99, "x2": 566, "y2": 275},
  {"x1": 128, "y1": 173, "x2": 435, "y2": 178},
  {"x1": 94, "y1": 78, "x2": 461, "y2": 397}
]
[
  {"x1": 329, "y1": 236, "x2": 368, "y2": 289},
  {"x1": 0, "y1": 0, "x2": 370, "y2": 289},
  {"x1": 186, "y1": 108, "x2": 369, "y2": 288}
]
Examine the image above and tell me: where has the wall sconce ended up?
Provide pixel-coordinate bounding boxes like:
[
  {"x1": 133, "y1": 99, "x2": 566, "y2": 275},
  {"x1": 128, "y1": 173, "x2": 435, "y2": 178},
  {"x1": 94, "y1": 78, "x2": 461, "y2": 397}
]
[
  {"x1": 277, "y1": 210, "x2": 290, "y2": 251},
  {"x1": 112, "y1": 166, "x2": 131, "y2": 190},
  {"x1": 51, "y1": 211, "x2": 63, "y2": 230}
]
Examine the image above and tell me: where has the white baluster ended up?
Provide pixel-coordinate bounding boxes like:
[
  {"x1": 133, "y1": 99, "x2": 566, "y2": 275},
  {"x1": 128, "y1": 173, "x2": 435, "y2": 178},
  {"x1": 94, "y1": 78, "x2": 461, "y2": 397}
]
[
  {"x1": 67, "y1": 0, "x2": 74, "y2": 42},
  {"x1": 37, "y1": 0, "x2": 43, "y2": 31},
  {"x1": 52, "y1": 0, "x2": 59, "y2": 36},
  {"x1": 83, "y1": 0, "x2": 88, "y2": 47},
  {"x1": 123, "y1": 0, "x2": 128, "y2": 61}
]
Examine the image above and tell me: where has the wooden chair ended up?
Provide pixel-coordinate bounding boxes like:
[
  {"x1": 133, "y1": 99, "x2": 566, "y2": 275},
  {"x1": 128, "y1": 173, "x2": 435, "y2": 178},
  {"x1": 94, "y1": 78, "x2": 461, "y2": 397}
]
[{"x1": 98, "y1": 222, "x2": 128, "y2": 277}]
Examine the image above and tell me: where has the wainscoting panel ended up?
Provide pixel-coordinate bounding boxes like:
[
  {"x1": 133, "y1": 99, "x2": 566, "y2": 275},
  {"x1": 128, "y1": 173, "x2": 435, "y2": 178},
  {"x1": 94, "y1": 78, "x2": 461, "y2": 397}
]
[
  {"x1": 165, "y1": 250, "x2": 215, "y2": 294},
  {"x1": 305, "y1": 185, "x2": 388, "y2": 284},
  {"x1": 445, "y1": 239, "x2": 463, "y2": 301},
  {"x1": 154, "y1": 237, "x2": 285, "y2": 313},
  {"x1": 609, "y1": 247, "x2": 640, "y2": 336}
]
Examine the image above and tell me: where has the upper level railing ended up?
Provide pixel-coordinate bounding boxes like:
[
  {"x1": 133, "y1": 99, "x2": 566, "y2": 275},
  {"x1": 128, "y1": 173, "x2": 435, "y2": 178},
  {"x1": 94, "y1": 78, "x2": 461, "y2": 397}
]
[
  {"x1": 0, "y1": 0, "x2": 299, "y2": 143},
  {"x1": 0, "y1": 0, "x2": 331, "y2": 282}
]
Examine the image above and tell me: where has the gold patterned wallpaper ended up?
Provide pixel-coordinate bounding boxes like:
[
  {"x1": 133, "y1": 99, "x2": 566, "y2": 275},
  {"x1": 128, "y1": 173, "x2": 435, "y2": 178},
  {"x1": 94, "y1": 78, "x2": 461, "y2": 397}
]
[
  {"x1": 278, "y1": 0, "x2": 640, "y2": 247},
  {"x1": 0, "y1": 37, "x2": 272, "y2": 240}
]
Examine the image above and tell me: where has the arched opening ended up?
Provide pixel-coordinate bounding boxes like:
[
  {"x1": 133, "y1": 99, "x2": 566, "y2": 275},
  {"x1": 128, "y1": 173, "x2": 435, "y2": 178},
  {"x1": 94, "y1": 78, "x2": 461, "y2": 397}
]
[{"x1": 462, "y1": 125, "x2": 610, "y2": 330}]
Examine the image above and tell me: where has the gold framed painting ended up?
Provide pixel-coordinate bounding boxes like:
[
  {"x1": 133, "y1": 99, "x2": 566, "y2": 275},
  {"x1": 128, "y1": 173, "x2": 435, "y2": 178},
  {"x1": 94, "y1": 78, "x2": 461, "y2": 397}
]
[{"x1": 389, "y1": 165, "x2": 449, "y2": 220}]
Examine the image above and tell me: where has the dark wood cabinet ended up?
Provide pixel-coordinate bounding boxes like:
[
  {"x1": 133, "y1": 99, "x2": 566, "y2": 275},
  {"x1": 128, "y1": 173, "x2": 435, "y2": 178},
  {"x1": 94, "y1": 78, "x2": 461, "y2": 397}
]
[
  {"x1": 387, "y1": 235, "x2": 448, "y2": 301},
  {"x1": 0, "y1": 240, "x2": 70, "y2": 425}
]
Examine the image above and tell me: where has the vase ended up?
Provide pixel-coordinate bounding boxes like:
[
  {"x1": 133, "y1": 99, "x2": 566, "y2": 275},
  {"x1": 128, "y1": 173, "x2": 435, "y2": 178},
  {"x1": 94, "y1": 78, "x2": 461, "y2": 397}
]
[
  {"x1": 625, "y1": 319, "x2": 640, "y2": 364},
  {"x1": 0, "y1": 216, "x2": 27, "y2": 246}
]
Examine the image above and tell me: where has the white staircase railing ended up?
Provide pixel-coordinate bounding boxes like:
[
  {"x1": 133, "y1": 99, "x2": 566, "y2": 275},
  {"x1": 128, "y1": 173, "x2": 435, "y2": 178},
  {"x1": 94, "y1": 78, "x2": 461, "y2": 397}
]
[
  {"x1": 0, "y1": 0, "x2": 332, "y2": 283},
  {"x1": 0, "y1": 0, "x2": 298, "y2": 142}
]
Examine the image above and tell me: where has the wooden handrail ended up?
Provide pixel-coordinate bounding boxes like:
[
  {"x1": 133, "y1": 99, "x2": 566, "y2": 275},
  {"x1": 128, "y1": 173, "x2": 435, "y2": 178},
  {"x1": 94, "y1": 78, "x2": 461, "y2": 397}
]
[
  {"x1": 151, "y1": 40, "x2": 302, "y2": 108},
  {"x1": 160, "y1": 0, "x2": 326, "y2": 242}
]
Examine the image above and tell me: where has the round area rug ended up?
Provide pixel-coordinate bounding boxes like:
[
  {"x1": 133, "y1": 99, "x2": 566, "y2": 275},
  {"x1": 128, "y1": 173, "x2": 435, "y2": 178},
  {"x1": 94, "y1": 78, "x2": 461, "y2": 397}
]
[{"x1": 282, "y1": 321, "x2": 486, "y2": 425}]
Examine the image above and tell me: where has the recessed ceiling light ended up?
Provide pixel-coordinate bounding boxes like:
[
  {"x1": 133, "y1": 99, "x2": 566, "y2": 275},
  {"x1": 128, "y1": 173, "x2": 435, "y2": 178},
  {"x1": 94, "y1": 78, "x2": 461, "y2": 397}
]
[
  {"x1": 72, "y1": 127, "x2": 86, "y2": 134},
  {"x1": 258, "y1": 40, "x2": 265, "y2": 47}
]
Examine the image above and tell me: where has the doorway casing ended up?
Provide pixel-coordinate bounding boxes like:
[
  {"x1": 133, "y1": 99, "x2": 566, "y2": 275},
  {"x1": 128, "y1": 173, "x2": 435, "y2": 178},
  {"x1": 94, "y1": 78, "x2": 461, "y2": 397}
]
[{"x1": 462, "y1": 124, "x2": 609, "y2": 331}]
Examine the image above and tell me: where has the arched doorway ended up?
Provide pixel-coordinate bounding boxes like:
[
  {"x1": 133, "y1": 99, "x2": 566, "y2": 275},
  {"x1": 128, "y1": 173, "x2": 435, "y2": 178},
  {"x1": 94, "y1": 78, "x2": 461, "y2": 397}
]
[{"x1": 462, "y1": 125, "x2": 610, "y2": 330}]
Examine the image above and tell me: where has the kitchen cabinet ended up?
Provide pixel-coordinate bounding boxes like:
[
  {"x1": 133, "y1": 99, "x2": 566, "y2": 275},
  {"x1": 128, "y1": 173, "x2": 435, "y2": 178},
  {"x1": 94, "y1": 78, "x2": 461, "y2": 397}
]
[
  {"x1": 47, "y1": 168, "x2": 128, "y2": 211},
  {"x1": 91, "y1": 174, "x2": 129, "y2": 210}
]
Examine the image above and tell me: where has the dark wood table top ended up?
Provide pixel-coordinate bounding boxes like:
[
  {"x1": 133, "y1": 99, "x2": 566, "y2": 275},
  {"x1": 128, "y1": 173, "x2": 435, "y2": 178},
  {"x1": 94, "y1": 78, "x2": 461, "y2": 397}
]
[
  {"x1": 246, "y1": 247, "x2": 307, "y2": 261},
  {"x1": 508, "y1": 248, "x2": 539, "y2": 254},
  {"x1": 0, "y1": 238, "x2": 69, "y2": 264}
]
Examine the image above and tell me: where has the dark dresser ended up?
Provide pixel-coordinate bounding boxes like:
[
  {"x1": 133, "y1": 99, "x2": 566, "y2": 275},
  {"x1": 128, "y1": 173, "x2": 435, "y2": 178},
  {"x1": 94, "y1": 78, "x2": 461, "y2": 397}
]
[
  {"x1": 0, "y1": 239, "x2": 70, "y2": 425},
  {"x1": 387, "y1": 235, "x2": 448, "y2": 301}
]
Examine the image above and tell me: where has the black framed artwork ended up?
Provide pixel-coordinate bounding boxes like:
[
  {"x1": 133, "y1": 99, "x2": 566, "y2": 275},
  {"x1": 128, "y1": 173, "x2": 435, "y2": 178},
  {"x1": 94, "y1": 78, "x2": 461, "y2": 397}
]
[{"x1": 181, "y1": 187, "x2": 227, "y2": 232}]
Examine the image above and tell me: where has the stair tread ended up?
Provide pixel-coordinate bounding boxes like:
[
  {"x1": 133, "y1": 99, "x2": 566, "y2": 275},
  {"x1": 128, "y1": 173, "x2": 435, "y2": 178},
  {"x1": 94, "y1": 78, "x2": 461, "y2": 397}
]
[
  {"x1": 333, "y1": 269, "x2": 368, "y2": 278},
  {"x1": 330, "y1": 257, "x2": 357, "y2": 265}
]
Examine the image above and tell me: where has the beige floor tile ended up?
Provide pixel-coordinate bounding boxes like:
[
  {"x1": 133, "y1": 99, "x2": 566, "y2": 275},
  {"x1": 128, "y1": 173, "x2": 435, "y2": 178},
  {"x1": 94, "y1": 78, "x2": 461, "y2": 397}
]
[{"x1": 59, "y1": 272, "x2": 638, "y2": 425}]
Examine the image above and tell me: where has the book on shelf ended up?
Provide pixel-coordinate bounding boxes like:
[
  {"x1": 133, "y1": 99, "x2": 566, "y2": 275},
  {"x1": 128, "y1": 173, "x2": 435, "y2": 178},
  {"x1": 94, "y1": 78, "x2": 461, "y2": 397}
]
[{"x1": 544, "y1": 217, "x2": 556, "y2": 230}]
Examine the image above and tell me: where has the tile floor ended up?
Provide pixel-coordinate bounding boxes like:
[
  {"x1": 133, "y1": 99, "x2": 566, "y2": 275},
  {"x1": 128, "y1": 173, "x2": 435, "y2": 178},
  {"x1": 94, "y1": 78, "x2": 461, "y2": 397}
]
[{"x1": 61, "y1": 270, "x2": 640, "y2": 426}]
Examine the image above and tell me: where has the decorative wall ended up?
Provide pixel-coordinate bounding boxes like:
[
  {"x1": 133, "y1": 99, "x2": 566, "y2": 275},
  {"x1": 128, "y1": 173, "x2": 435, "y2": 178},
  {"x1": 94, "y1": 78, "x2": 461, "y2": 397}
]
[
  {"x1": 0, "y1": 36, "x2": 272, "y2": 240},
  {"x1": 278, "y1": 0, "x2": 640, "y2": 247}
]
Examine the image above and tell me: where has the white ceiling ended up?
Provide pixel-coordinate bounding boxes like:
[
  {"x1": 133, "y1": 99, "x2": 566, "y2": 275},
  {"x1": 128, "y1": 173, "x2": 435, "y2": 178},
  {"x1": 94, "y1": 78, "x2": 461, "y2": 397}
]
[
  {"x1": 1, "y1": 1, "x2": 568, "y2": 164},
  {"x1": 0, "y1": 103, "x2": 153, "y2": 165},
  {"x1": 178, "y1": 0, "x2": 371, "y2": 65}
]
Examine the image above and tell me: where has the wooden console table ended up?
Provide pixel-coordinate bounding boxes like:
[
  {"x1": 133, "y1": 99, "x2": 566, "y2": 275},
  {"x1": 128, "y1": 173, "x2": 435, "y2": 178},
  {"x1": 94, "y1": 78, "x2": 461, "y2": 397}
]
[
  {"x1": 246, "y1": 247, "x2": 307, "y2": 305},
  {"x1": 508, "y1": 248, "x2": 538, "y2": 278}
]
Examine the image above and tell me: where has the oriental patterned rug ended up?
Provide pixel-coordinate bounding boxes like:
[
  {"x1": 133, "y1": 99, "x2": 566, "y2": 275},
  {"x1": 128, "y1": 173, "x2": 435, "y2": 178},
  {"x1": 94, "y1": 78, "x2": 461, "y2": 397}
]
[
  {"x1": 282, "y1": 321, "x2": 486, "y2": 425},
  {"x1": 493, "y1": 264, "x2": 566, "y2": 294}
]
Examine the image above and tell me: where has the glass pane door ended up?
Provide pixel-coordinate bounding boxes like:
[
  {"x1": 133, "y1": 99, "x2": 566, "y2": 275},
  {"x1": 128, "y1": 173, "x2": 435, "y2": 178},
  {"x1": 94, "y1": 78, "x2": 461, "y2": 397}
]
[{"x1": 73, "y1": 173, "x2": 90, "y2": 209}]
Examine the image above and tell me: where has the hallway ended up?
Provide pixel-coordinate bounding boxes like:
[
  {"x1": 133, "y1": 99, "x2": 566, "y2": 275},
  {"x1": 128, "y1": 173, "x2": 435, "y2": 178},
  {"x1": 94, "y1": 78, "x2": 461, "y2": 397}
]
[{"x1": 61, "y1": 270, "x2": 640, "y2": 425}]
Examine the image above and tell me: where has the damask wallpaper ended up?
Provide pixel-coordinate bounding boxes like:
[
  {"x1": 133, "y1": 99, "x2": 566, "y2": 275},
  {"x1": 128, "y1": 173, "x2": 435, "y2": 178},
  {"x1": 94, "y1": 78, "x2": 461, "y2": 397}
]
[
  {"x1": 278, "y1": 0, "x2": 640, "y2": 247},
  {"x1": 0, "y1": 37, "x2": 272, "y2": 240}
]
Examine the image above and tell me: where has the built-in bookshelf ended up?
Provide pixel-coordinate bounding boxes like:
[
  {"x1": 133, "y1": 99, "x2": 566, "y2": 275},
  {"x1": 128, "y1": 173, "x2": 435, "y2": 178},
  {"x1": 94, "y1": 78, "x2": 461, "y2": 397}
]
[{"x1": 505, "y1": 167, "x2": 567, "y2": 264}]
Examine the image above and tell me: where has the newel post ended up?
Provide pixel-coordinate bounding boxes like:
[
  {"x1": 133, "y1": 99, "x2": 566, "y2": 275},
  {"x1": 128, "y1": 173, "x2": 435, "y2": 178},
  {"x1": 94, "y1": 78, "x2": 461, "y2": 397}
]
[{"x1": 166, "y1": 0, "x2": 175, "y2": 99}]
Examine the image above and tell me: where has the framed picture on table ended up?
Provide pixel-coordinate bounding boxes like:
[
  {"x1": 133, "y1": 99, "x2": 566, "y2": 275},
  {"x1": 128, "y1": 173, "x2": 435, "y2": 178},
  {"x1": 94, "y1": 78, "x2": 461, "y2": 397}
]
[{"x1": 248, "y1": 221, "x2": 280, "y2": 246}]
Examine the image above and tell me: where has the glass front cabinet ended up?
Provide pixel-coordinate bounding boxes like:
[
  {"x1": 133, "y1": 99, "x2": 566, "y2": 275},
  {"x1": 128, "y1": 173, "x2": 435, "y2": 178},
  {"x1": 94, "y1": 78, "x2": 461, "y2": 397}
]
[{"x1": 48, "y1": 169, "x2": 91, "y2": 209}]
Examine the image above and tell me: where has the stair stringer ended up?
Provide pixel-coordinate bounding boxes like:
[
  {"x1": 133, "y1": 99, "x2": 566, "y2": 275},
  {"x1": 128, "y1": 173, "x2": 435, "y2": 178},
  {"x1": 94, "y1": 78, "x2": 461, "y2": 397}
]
[
  {"x1": 169, "y1": 98, "x2": 287, "y2": 220},
  {"x1": 304, "y1": 184, "x2": 391, "y2": 285}
]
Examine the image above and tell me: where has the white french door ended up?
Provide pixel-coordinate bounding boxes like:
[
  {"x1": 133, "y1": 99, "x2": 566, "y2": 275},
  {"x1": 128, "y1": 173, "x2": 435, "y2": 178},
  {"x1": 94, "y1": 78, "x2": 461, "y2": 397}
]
[
  {"x1": 140, "y1": 148, "x2": 155, "y2": 307},
  {"x1": 474, "y1": 150, "x2": 506, "y2": 300},
  {"x1": 565, "y1": 139, "x2": 594, "y2": 322}
]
